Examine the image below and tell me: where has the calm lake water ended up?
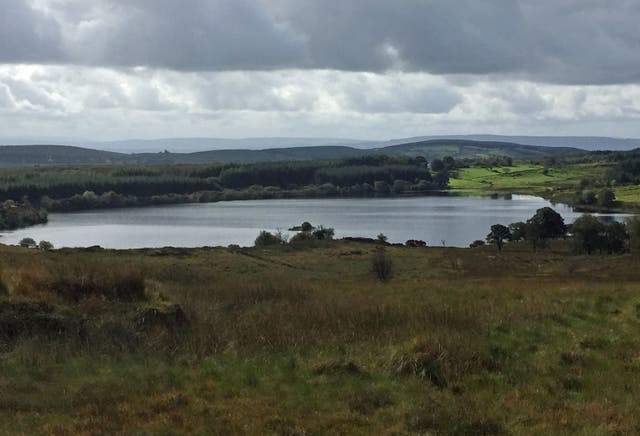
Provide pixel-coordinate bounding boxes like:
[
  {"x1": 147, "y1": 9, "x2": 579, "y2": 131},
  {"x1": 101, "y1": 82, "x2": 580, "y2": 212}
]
[{"x1": 0, "y1": 195, "x2": 627, "y2": 249}]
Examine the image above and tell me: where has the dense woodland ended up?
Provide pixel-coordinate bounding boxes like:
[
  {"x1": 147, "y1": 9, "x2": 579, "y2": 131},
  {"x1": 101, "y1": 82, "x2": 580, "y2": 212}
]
[
  {"x1": 0, "y1": 200, "x2": 48, "y2": 230},
  {"x1": 0, "y1": 155, "x2": 450, "y2": 229}
]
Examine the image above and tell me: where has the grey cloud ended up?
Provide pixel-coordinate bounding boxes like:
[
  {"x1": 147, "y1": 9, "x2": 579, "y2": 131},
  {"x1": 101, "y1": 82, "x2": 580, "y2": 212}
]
[
  {"x1": 490, "y1": 85, "x2": 549, "y2": 114},
  {"x1": 0, "y1": 0, "x2": 64, "y2": 63},
  {"x1": 74, "y1": 0, "x2": 306, "y2": 71},
  {"x1": 187, "y1": 71, "x2": 461, "y2": 114},
  {"x1": 192, "y1": 73, "x2": 319, "y2": 112},
  {"x1": 339, "y1": 81, "x2": 462, "y2": 114},
  {"x1": 275, "y1": 0, "x2": 531, "y2": 74},
  {"x1": 1, "y1": 0, "x2": 640, "y2": 85}
]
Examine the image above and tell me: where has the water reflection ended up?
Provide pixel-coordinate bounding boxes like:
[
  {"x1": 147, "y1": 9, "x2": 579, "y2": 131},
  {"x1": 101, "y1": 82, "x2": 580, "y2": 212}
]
[{"x1": 0, "y1": 195, "x2": 629, "y2": 249}]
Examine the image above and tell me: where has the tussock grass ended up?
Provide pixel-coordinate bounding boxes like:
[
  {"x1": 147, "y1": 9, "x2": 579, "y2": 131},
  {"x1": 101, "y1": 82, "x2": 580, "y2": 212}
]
[
  {"x1": 43, "y1": 263, "x2": 146, "y2": 302},
  {"x1": 1, "y1": 241, "x2": 640, "y2": 433}
]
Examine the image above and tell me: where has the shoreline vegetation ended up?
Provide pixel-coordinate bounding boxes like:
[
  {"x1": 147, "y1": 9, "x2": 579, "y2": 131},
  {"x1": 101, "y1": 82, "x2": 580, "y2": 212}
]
[{"x1": 1, "y1": 149, "x2": 640, "y2": 232}]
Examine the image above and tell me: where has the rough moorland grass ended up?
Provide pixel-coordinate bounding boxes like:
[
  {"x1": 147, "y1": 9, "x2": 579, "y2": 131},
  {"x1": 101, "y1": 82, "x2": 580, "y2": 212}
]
[{"x1": 1, "y1": 241, "x2": 640, "y2": 433}]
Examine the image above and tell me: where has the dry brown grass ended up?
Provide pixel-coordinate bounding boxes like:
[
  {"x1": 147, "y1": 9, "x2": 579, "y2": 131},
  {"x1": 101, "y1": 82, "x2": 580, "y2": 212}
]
[{"x1": 1, "y1": 241, "x2": 640, "y2": 434}]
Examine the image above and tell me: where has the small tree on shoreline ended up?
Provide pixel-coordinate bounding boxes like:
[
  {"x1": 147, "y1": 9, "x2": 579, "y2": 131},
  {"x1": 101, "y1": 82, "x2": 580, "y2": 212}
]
[
  {"x1": 486, "y1": 224, "x2": 511, "y2": 251},
  {"x1": 19, "y1": 237, "x2": 36, "y2": 248}
]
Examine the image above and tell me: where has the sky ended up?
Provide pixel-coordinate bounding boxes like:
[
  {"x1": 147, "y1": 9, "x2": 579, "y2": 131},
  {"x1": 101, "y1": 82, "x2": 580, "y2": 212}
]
[{"x1": 1, "y1": 0, "x2": 640, "y2": 141}]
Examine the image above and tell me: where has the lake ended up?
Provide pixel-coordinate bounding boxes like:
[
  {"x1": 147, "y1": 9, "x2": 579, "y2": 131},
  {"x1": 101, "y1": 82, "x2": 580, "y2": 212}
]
[{"x1": 0, "y1": 195, "x2": 627, "y2": 249}]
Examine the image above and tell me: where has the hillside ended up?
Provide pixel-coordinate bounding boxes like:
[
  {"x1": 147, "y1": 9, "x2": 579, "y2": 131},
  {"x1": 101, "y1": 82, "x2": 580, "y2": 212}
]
[
  {"x1": 382, "y1": 135, "x2": 640, "y2": 151},
  {"x1": 0, "y1": 140, "x2": 585, "y2": 167},
  {"x1": 0, "y1": 145, "x2": 129, "y2": 167},
  {"x1": 374, "y1": 139, "x2": 582, "y2": 159}
]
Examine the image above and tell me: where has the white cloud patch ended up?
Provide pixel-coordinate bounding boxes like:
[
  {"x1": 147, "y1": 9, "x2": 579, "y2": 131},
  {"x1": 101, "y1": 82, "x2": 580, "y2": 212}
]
[{"x1": 1, "y1": 65, "x2": 640, "y2": 140}]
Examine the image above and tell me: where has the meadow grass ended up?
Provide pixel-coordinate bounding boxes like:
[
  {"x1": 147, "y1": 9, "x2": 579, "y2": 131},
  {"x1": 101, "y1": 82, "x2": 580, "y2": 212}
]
[
  {"x1": 450, "y1": 162, "x2": 625, "y2": 208},
  {"x1": 1, "y1": 241, "x2": 640, "y2": 433}
]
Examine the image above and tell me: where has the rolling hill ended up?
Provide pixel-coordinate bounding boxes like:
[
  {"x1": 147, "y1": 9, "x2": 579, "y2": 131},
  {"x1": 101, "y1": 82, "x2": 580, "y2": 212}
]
[
  {"x1": 370, "y1": 139, "x2": 582, "y2": 159},
  {"x1": 0, "y1": 139, "x2": 585, "y2": 168},
  {"x1": 374, "y1": 135, "x2": 640, "y2": 151}
]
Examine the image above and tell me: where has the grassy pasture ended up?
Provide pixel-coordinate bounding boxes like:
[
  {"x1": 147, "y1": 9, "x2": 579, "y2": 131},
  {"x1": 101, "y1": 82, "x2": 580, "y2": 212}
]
[
  {"x1": 1, "y1": 241, "x2": 640, "y2": 434},
  {"x1": 450, "y1": 163, "x2": 605, "y2": 195},
  {"x1": 450, "y1": 161, "x2": 640, "y2": 213}
]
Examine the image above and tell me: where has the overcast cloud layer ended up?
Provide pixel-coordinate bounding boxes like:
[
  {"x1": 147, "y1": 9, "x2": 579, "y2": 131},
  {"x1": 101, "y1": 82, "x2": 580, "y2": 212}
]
[{"x1": 1, "y1": 0, "x2": 640, "y2": 141}]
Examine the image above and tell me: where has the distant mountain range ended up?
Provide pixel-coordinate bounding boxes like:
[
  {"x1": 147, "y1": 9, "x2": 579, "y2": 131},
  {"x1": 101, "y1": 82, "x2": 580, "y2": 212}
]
[
  {"x1": 0, "y1": 139, "x2": 584, "y2": 168},
  {"x1": 2, "y1": 134, "x2": 640, "y2": 153},
  {"x1": 0, "y1": 136, "x2": 371, "y2": 153}
]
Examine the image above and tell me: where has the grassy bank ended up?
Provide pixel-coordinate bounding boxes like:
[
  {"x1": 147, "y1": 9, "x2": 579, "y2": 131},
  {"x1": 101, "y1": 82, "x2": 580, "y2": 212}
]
[
  {"x1": 2, "y1": 241, "x2": 640, "y2": 433},
  {"x1": 450, "y1": 162, "x2": 640, "y2": 213}
]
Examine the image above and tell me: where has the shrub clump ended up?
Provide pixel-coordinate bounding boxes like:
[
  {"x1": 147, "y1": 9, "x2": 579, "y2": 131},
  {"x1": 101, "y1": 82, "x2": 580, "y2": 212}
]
[
  {"x1": 38, "y1": 240, "x2": 54, "y2": 251},
  {"x1": 287, "y1": 225, "x2": 336, "y2": 247},
  {"x1": 43, "y1": 267, "x2": 146, "y2": 302},
  {"x1": 372, "y1": 247, "x2": 393, "y2": 282},
  {"x1": 405, "y1": 239, "x2": 427, "y2": 247},
  {"x1": 254, "y1": 230, "x2": 288, "y2": 247},
  {"x1": 135, "y1": 300, "x2": 188, "y2": 332},
  {"x1": 19, "y1": 237, "x2": 37, "y2": 248},
  {"x1": 312, "y1": 226, "x2": 334, "y2": 240},
  {"x1": 391, "y1": 341, "x2": 448, "y2": 388},
  {"x1": 289, "y1": 230, "x2": 315, "y2": 246},
  {"x1": 0, "y1": 301, "x2": 75, "y2": 341}
]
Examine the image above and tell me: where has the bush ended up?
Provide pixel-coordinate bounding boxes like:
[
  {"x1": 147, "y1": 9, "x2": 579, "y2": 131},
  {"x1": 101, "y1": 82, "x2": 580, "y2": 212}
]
[
  {"x1": 577, "y1": 190, "x2": 597, "y2": 205},
  {"x1": 406, "y1": 240, "x2": 427, "y2": 247},
  {"x1": 38, "y1": 240, "x2": 54, "y2": 251},
  {"x1": 598, "y1": 189, "x2": 616, "y2": 208},
  {"x1": 603, "y1": 221, "x2": 629, "y2": 254},
  {"x1": 372, "y1": 248, "x2": 393, "y2": 282},
  {"x1": 391, "y1": 342, "x2": 447, "y2": 388},
  {"x1": 289, "y1": 231, "x2": 315, "y2": 246},
  {"x1": 571, "y1": 215, "x2": 605, "y2": 254},
  {"x1": 377, "y1": 233, "x2": 388, "y2": 243},
  {"x1": 312, "y1": 226, "x2": 334, "y2": 241},
  {"x1": 469, "y1": 240, "x2": 485, "y2": 248},
  {"x1": 254, "y1": 230, "x2": 287, "y2": 247},
  {"x1": 19, "y1": 237, "x2": 36, "y2": 248}
]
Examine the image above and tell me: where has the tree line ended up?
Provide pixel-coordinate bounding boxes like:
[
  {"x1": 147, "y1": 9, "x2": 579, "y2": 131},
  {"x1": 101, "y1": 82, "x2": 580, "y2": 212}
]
[
  {"x1": 482, "y1": 207, "x2": 639, "y2": 255},
  {"x1": 0, "y1": 155, "x2": 452, "y2": 219},
  {"x1": 0, "y1": 200, "x2": 47, "y2": 231}
]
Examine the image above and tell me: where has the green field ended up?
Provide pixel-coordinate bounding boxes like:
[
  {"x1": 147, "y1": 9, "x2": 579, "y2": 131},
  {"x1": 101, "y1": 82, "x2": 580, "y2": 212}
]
[
  {"x1": 451, "y1": 162, "x2": 640, "y2": 211},
  {"x1": 450, "y1": 163, "x2": 604, "y2": 193},
  {"x1": 2, "y1": 241, "x2": 640, "y2": 434}
]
